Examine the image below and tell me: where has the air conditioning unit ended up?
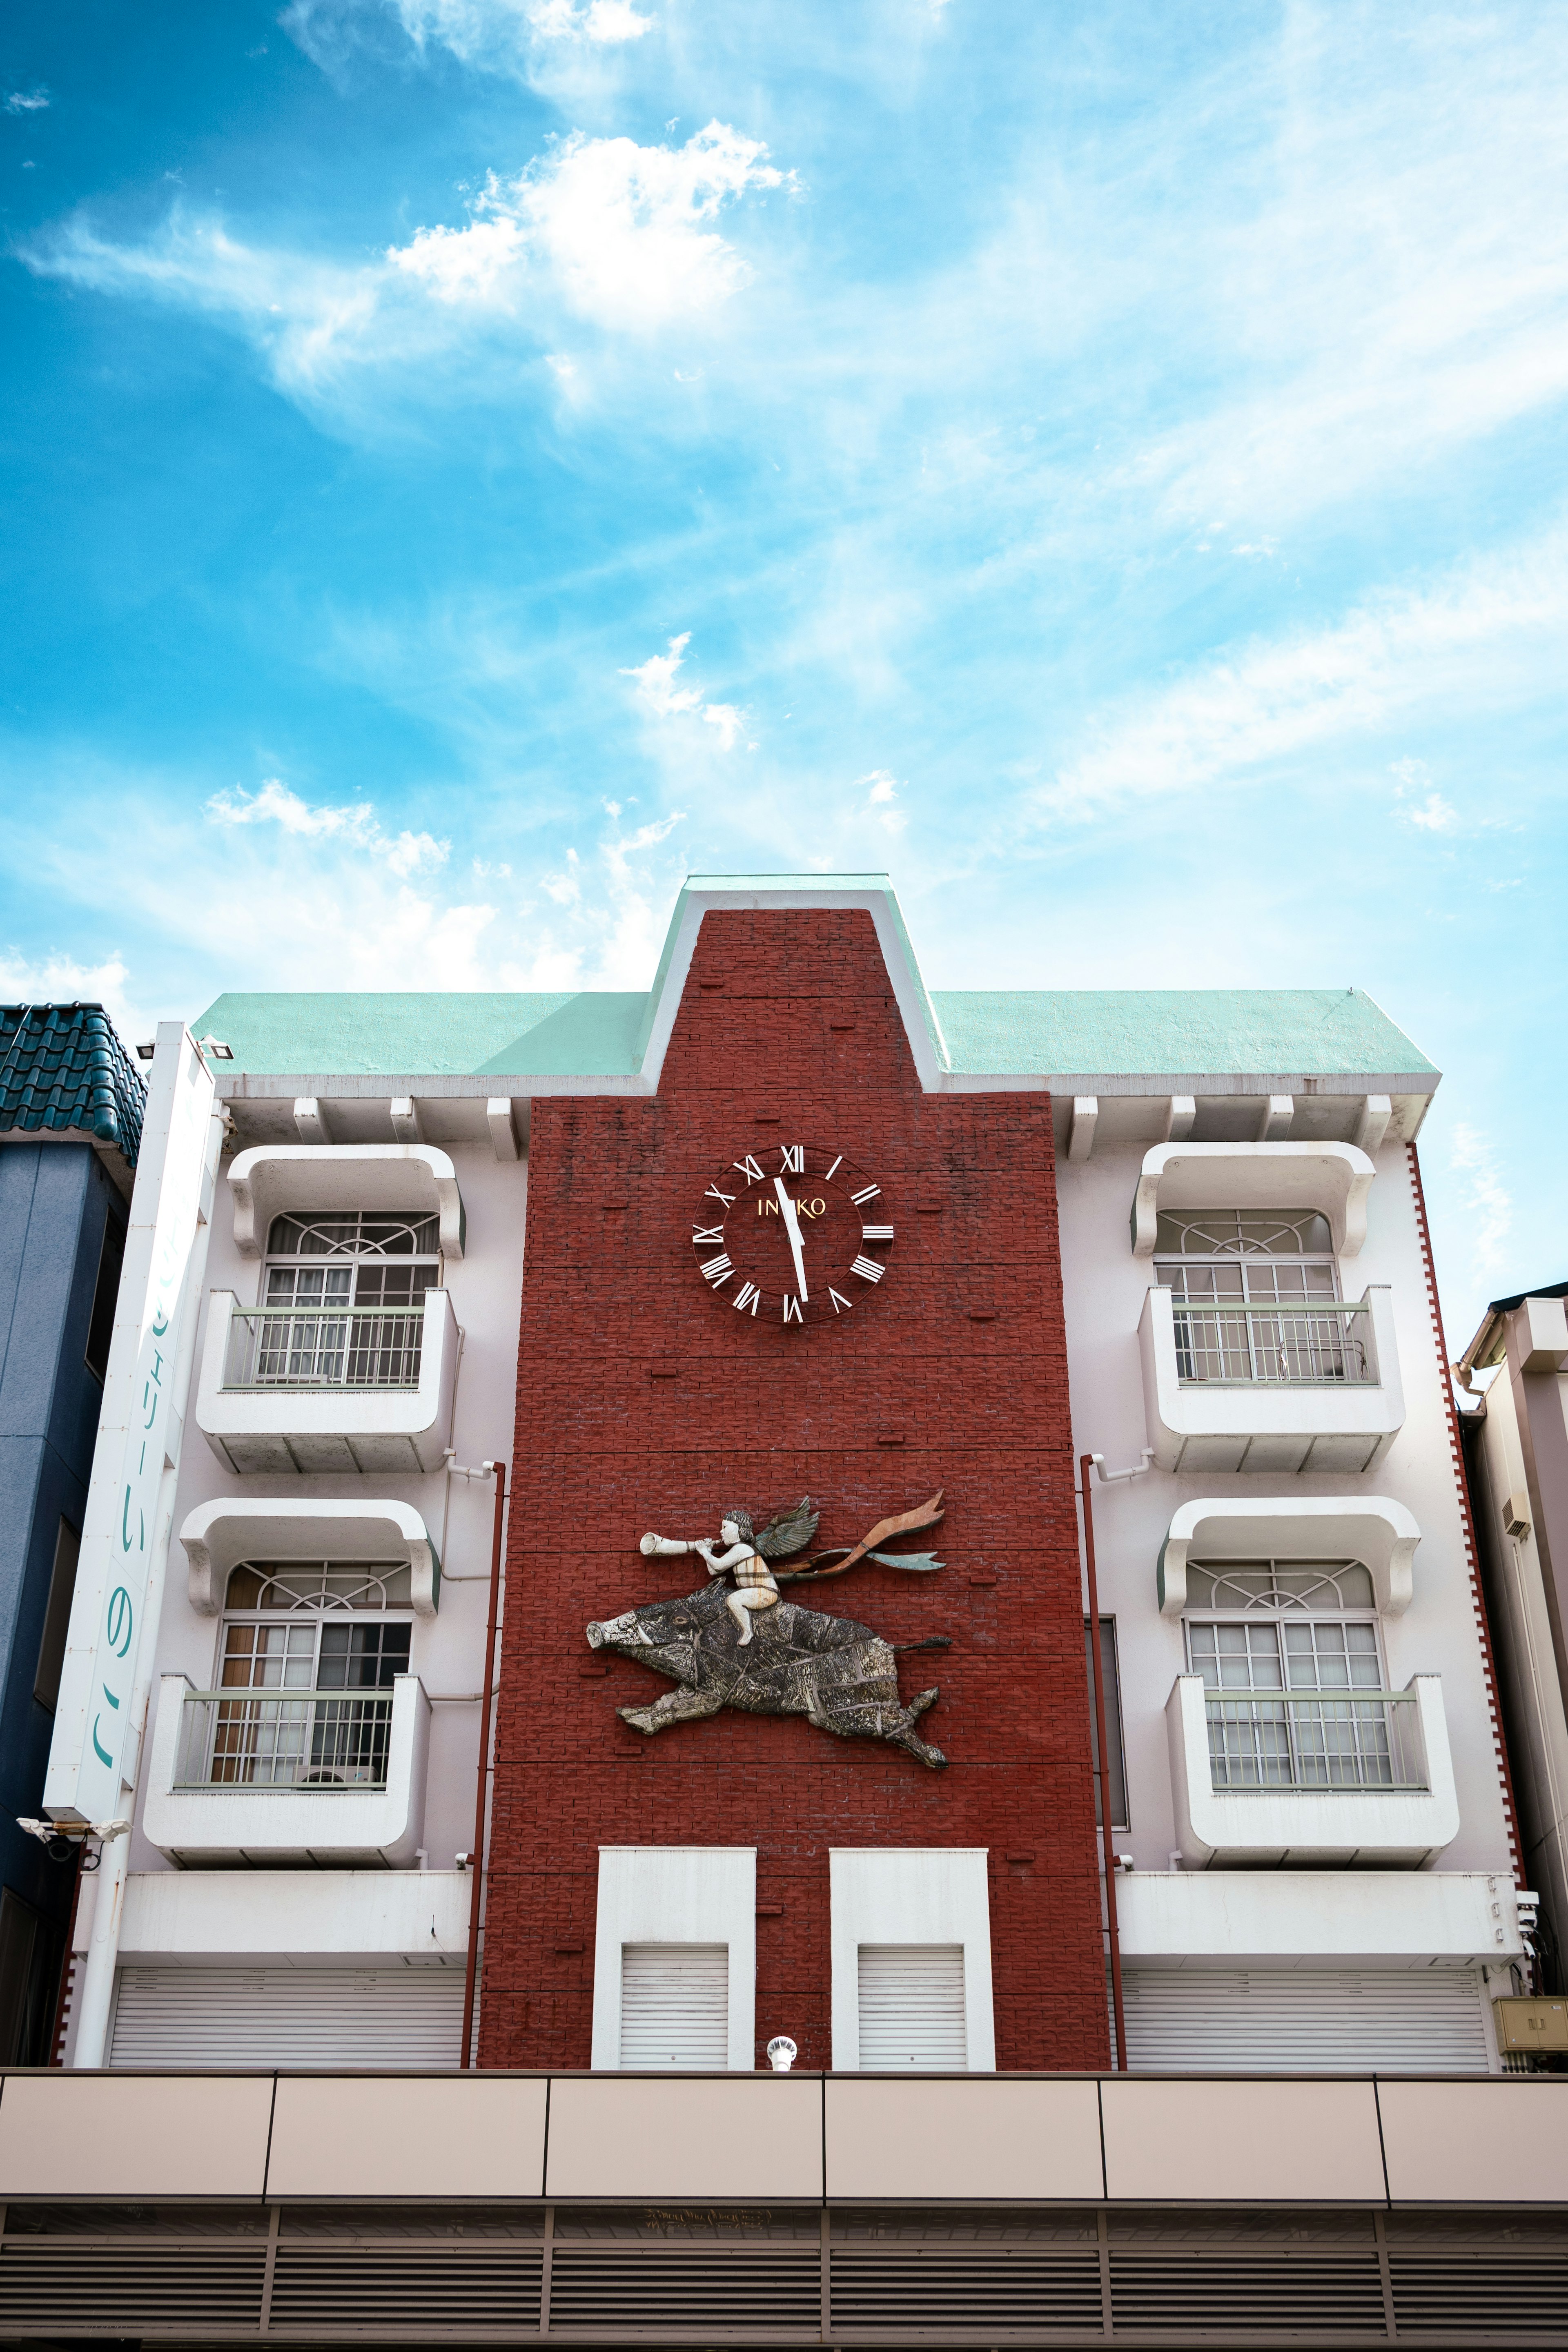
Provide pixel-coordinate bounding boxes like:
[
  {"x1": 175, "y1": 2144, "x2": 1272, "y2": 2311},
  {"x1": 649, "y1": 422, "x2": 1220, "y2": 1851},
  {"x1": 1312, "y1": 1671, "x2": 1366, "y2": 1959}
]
[
  {"x1": 1493, "y1": 1996, "x2": 1568, "y2": 2053},
  {"x1": 1503, "y1": 1490, "x2": 1532, "y2": 1540}
]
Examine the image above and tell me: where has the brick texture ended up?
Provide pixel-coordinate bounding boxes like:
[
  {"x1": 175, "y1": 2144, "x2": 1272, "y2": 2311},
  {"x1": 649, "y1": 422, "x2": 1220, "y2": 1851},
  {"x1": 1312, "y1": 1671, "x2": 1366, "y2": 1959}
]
[{"x1": 480, "y1": 909, "x2": 1108, "y2": 2071}]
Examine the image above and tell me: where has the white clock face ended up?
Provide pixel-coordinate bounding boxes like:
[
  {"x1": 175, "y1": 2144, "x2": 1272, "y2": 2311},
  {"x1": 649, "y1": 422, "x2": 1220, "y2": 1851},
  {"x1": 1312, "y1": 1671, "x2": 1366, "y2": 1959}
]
[{"x1": 691, "y1": 1143, "x2": 893, "y2": 1327}]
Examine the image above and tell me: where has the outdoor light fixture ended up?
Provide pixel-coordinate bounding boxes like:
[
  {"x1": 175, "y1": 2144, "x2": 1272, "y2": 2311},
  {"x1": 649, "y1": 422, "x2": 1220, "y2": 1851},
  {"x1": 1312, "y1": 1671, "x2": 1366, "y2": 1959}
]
[
  {"x1": 135, "y1": 1042, "x2": 156, "y2": 1061},
  {"x1": 766, "y1": 2036, "x2": 797, "y2": 2073},
  {"x1": 198, "y1": 1035, "x2": 234, "y2": 1061}
]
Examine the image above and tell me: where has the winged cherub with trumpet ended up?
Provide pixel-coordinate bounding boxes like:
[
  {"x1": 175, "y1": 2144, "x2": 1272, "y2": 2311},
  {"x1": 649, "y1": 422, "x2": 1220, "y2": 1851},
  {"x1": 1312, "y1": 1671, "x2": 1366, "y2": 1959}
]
[{"x1": 639, "y1": 1492, "x2": 946, "y2": 1646}]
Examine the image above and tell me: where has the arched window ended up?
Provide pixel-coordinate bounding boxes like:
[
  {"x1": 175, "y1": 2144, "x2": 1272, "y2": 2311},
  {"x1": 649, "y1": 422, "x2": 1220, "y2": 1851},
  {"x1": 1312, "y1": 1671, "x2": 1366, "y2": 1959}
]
[
  {"x1": 1182, "y1": 1560, "x2": 1412, "y2": 1790},
  {"x1": 201, "y1": 1561, "x2": 412, "y2": 1788}
]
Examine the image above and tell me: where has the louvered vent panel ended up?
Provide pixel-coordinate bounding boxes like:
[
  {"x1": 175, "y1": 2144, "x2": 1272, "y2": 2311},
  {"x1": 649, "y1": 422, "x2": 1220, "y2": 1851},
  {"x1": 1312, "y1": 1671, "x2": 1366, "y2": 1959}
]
[
  {"x1": 1109, "y1": 2250, "x2": 1387, "y2": 2334},
  {"x1": 830, "y1": 2249, "x2": 1102, "y2": 2332},
  {"x1": 0, "y1": 2243, "x2": 265, "y2": 2333},
  {"x1": 269, "y1": 2242, "x2": 544, "y2": 2331},
  {"x1": 109, "y1": 1966, "x2": 463, "y2": 2068},
  {"x1": 548, "y1": 2246, "x2": 822, "y2": 2332},
  {"x1": 1122, "y1": 1966, "x2": 1490, "y2": 2073},
  {"x1": 619, "y1": 1942, "x2": 728, "y2": 2069},
  {"x1": 1389, "y1": 2249, "x2": 1568, "y2": 2336},
  {"x1": 857, "y1": 1944, "x2": 967, "y2": 2070}
]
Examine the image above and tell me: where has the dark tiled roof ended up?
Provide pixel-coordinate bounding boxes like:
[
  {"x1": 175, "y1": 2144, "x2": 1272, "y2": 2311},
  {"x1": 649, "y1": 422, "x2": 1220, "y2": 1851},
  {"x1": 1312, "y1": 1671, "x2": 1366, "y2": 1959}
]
[{"x1": 0, "y1": 1003, "x2": 146, "y2": 1165}]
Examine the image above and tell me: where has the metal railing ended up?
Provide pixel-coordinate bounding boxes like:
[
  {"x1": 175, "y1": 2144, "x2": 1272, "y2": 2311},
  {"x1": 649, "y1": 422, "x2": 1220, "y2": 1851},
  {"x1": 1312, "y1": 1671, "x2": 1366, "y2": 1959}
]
[
  {"x1": 1172, "y1": 1298, "x2": 1375, "y2": 1386},
  {"x1": 223, "y1": 1304, "x2": 426, "y2": 1390},
  {"x1": 174, "y1": 1689, "x2": 396, "y2": 1789},
  {"x1": 1205, "y1": 1688, "x2": 1428, "y2": 1791}
]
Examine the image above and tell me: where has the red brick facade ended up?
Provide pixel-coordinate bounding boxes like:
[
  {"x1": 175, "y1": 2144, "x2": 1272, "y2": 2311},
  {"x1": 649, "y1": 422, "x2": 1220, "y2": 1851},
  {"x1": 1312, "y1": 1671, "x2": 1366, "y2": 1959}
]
[{"x1": 480, "y1": 908, "x2": 1108, "y2": 2071}]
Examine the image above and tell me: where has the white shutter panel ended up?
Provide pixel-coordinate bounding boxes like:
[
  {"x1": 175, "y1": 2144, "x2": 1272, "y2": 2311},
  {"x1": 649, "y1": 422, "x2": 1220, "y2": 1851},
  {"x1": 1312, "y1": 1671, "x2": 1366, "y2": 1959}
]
[
  {"x1": 619, "y1": 1944, "x2": 728, "y2": 2069},
  {"x1": 108, "y1": 1967, "x2": 463, "y2": 2069},
  {"x1": 1123, "y1": 1967, "x2": 1490, "y2": 2074},
  {"x1": 857, "y1": 1944, "x2": 967, "y2": 2070}
]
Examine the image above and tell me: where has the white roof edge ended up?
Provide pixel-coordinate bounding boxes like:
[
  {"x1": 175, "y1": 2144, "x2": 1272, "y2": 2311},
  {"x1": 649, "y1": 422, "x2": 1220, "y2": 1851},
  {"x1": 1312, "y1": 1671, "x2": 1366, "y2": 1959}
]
[{"x1": 636, "y1": 877, "x2": 950, "y2": 1093}]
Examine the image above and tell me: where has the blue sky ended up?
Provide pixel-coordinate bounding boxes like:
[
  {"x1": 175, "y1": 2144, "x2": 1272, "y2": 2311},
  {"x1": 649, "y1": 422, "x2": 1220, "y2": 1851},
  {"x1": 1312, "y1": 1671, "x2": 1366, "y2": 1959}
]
[{"x1": 2, "y1": 0, "x2": 1563, "y2": 1345}]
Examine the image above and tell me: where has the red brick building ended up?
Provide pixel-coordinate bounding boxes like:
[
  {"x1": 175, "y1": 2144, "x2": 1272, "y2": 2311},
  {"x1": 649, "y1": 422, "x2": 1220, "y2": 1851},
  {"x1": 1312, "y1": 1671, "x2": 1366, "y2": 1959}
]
[{"x1": 483, "y1": 900, "x2": 1108, "y2": 2072}]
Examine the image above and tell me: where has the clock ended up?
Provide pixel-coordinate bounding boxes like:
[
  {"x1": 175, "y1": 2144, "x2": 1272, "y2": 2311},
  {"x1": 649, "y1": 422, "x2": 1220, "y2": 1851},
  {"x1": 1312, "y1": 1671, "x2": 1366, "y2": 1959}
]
[{"x1": 691, "y1": 1143, "x2": 893, "y2": 1326}]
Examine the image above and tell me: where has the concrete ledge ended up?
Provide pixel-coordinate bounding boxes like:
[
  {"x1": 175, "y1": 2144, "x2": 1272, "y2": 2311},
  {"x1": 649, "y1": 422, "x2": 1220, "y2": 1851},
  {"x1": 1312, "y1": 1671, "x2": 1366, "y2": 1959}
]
[
  {"x1": 0, "y1": 2073, "x2": 274, "y2": 2199},
  {"x1": 118, "y1": 1868, "x2": 472, "y2": 1961},
  {"x1": 1379, "y1": 2079, "x2": 1568, "y2": 2202},
  {"x1": 824, "y1": 2076, "x2": 1101, "y2": 2200},
  {"x1": 1101, "y1": 2076, "x2": 1386, "y2": 2203},
  {"x1": 268, "y1": 2075, "x2": 546, "y2": 2200},
  {"x1": 1117, "y1": 1868, "x2": 1523, "y2": 1962},
  {"x1": 6, "y1": 2071, "x2": 1567, "y2": 2205},
  {"x1": 544, "y1": 2076, "x2": 822, "y2": 2200}
]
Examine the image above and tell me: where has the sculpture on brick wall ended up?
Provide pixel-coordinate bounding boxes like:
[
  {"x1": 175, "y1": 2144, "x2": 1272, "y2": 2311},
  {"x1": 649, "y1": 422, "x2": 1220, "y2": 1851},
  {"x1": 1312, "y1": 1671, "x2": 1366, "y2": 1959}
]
[{"x1": 585, "y1": 1493, "x2": 952, "y2": 1769}]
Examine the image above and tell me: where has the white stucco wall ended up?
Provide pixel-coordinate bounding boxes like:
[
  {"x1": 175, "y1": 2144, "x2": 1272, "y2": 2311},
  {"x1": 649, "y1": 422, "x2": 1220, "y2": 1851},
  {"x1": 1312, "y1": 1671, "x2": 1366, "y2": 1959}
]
[
  {"x1": 127, "y1": 1136, "x2": 527, "y2": 1909},
  {"x1": 1055, "y1": 1135, "x2": 1514, "y2": 1880}
]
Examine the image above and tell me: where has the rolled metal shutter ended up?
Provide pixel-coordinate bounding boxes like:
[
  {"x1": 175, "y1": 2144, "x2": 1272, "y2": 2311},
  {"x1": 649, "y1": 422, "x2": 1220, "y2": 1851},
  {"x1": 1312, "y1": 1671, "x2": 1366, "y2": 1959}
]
[
  {"x1": 1123, "y1": 1967, "x2": 1490, "y2": 2073},
  {"x1": 619, "y1": 1944, "x2": 728, "y2": 2068},
  {"x1": 108, "y1": 1966, "x2": 463, "y2": 2068},
  {"x1": 857, "y1": 1944, "x2": 967, "y2": 2070}
]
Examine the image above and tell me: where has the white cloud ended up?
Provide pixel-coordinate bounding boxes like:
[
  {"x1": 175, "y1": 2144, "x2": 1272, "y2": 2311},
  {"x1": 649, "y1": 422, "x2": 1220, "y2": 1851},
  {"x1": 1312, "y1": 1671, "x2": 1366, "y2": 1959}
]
[
  {"x1": 620, "y1": 632, "x2": 750, "y2": 748},
  {"x1": 0, "y1": 949, "x2": 144, "y2": 1047},
  {"x1": 390, "y1": 122, "x2": 788, "y2": 332},
  {"x1": 528, "y1": 0, "x2": 652, "y2": 40},
  {"x1": 858, "y1": 768, "x2": 907, "y2": 834},
  {"x1": 1039, "y1": 527, "x2": 1568, "y2": 820},
  {"x1": 1390, "y1": 757, "x2": 1461, "y2": 835},
  {"x1": 5, "y1": 87, "x2": 49, "y2": 112},
  {"x1": 206, "y1": 778, "x2": 449, "y2": 874},
  {"x1": 27, "y1": 121, "x2": 789, "y2": 391},
  {"x1": 1451, "y1": 1123, "x2": 1513, "y2": 1275}
]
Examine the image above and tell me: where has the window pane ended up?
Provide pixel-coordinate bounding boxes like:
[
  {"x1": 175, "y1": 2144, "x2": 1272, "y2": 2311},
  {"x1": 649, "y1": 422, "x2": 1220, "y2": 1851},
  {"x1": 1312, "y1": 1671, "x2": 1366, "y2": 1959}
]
[
  {"x1": 84, "y1": 1213, "x2": 125, "y2": 1383},
  {"x1": 34, "y1": 1518, "x2": 80, "y2": 1713}
]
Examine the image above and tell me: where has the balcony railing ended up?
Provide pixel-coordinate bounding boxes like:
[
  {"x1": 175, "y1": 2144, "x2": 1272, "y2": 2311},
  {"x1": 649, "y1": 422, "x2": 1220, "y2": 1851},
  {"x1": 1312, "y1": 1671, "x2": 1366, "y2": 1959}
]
[
  {"x1": 223, "y1": 1304, "x2": 425, "y2": 1392},
  {"x1": 1205, "y1": 1689, "x2": 1428, "y2": 1793},
  {"x1": 174, "y1": 1689, "x2": 396, "y2": 1790},
  {"x1": 1172, "y1": 1299, "x2": 1374, "y2": 1387}
]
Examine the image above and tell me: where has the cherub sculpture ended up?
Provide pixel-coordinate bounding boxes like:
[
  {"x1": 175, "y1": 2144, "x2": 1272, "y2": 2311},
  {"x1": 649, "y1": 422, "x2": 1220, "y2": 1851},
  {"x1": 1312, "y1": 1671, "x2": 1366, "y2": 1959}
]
[{"x1": 640, "y1": 1500, "x2": 819, "y2": 1645}]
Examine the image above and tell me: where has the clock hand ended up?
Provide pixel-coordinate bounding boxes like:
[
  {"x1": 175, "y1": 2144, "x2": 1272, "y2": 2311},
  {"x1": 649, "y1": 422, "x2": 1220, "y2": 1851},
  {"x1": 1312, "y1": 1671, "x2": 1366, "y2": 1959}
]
[{"x1": 774, "y1": 1176, "x2": 808, "y2": 1301}]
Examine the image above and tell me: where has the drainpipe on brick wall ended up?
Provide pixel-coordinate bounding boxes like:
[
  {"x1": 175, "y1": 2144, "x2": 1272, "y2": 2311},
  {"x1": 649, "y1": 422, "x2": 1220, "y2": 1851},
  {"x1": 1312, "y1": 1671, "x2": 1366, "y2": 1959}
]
[
  {"x1": 461, "y1": 1460, "x2": 508, "y2": 2069},
  {"x1": 1080, "y1": 1449, "x2": 1152, "y2": 2071}
]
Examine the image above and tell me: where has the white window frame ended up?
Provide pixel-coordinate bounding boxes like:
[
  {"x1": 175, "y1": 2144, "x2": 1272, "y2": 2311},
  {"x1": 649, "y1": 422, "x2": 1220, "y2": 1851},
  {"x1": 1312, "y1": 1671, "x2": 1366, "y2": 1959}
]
[
  {"x1": 590, "y1": 1847, "x2": 755, "y2": 2072},
  {"x1": 829, "y1": 1849, "x2": 995, "y2": 2073}
]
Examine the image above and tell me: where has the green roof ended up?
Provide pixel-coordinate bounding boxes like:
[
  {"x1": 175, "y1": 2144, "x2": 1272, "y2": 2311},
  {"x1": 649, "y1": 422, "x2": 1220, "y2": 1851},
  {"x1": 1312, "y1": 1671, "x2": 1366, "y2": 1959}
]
[
  {"x1": 189, "y1": 873, "x2": 1437, "y2": 1087},
  {"x1": 0, "y1": 1003, "x2": 146, "y2": 1159},
  {"x1": 189, "y1": 984, "x2": 1433, "y2": 1084},
  {"x1": 933, "y1": 989, "x2": 1437, "y2": 1079}
]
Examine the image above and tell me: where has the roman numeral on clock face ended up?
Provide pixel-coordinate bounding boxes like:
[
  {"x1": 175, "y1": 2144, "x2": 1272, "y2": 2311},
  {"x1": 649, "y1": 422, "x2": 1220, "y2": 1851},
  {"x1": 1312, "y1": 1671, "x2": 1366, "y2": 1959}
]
[
  {"x1": 851, "y1": 1254, "x2": 885, "y2": 1283},
  {"x1": 780, "y1": 1144, "x2": 804, "y2": 1174},
  {"x1": 705, "y1": 1185, "x2": 735, "y2": 1209},
  {"x1": 782, "y1": 1294, "x2": 804, "y2": 1324},
  {"x1": 849, "y1": 1183, "x2": 880, "y2": 1206},
  {"x1": 733, "y1": 1281, "x2": 761, "y2": 1314},
  {"x1": 699, "y1": 1253, "x2": 734, "y2": 1286},
  {"x1": 733, "y1": 1155, "x2": 765, "y2": 1184},
  {"x1": 692, "y1": 1225, "x2": 725, "y2": 1247}
]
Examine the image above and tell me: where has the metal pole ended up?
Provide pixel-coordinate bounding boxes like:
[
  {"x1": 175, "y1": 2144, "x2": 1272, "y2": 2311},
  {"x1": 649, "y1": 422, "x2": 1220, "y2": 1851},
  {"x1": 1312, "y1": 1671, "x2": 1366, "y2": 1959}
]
[
  {"x1": 47, "y1": 1840, "x2": 87, "y2": 2065},
  {"x1": 461, "y1": 1461, "x2": 508, "y2": 2069},
  {"x1": 1080, "y1": 1454, "x2": 1127, "y2": 2071}
]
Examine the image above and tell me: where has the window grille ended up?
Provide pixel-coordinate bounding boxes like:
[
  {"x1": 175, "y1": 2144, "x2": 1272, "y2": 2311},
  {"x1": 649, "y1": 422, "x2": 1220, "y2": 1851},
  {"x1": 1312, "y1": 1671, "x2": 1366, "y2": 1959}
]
[
  {"x1": 1155, "y1": 1208, "x2": 1373, "y2": 1385},
  {"x1": 1184, "y1": 1561, "x2": 1424, "y2": 1790},
  {"x1": 178, "y1": 1562, "x2": 414, "y2": 1788}
]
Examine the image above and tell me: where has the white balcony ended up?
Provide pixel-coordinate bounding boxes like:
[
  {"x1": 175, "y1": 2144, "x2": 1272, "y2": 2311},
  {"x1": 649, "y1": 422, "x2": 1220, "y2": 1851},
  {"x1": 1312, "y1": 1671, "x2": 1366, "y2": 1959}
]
[
  {"x1": 227, "y1": 1143, "x2": 466, "y2": 1259},
  {"x1": 195, "y1": 1285, "x2": 458, "y2": 1473},
  {"x1": 1166, "y1": 1672, "x2": 1459, "y2": 1867},
  {"x1": 142, "y1": 1672, "x2": 430, "y2": 1866},
  {"x1": 1139, "y1": 1282, "x2": 1404, "y2": 1473}
]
